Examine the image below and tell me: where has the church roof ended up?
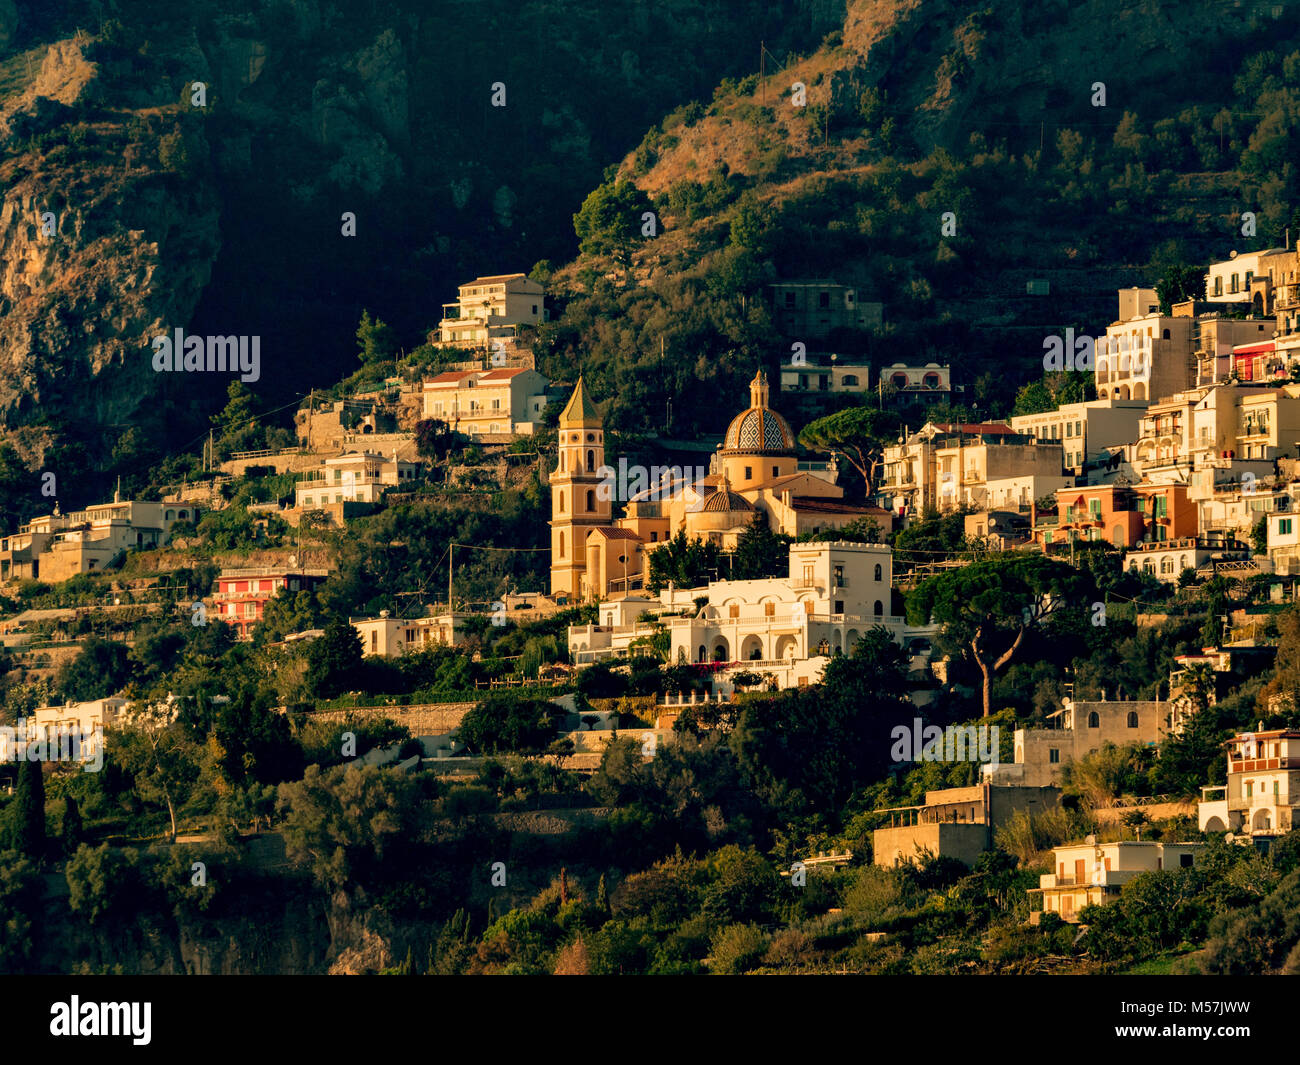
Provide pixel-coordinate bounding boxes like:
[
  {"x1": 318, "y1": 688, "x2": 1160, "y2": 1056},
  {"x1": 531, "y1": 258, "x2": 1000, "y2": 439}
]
[
  {"x1": 559, "y1": 376, "x2": 600, "y2": 427},
  {"x1": 722, "y1": 371, "x2": 796, "y2": 454},
  {"x1": 695, "y1": 488, "x2": 755, "y2": 514}
]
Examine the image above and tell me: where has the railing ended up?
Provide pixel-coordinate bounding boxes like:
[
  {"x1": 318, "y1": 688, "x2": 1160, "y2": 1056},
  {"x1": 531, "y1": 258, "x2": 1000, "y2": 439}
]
[{"x1": 228, "y1": 447, "x2": 303, "y2": 461}]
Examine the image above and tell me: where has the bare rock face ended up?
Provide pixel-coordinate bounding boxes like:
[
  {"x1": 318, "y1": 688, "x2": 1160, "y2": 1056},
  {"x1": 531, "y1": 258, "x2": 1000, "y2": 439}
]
[{"x1": 0, "y1": 41, "x2": 221, "y2": 468}]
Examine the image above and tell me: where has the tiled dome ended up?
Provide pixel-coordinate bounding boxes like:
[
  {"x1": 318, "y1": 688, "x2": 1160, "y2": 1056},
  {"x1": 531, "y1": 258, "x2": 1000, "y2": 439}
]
[
  {"x1": 697, "y1": 488, "x2": 754, "y2": 513},
  {"x1": 722, "y1": 371, "x2": 796, "y2": 453},
  {"x1": 724, "y1": 407, "x2": 796, "y2": 452}
]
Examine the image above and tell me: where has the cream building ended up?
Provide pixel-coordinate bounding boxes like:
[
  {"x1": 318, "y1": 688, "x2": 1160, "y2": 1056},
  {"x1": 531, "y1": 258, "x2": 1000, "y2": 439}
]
[
  {"x1": 1010, "y1": 398, "x2": 1148, "y2": 475},
  {"x1": 983, "y1": 697, "x2": 1169, "y2": 788},
  {"x1": 1205, "y1": 248, "x2": 1292, "y2": 308},
  {"x1": 421, "y1": 367, "x2": 550, "y2": 437},
  {"x1": 352, "y1": 611, "x2": 468, "y2": 655},
  {"x1": 1199, "y1": 729, "x2": 1300, "y2": 838},
  {"x1": 1032, "y1": 841, "x2": 1204, "y2": 922},
  {"x1": 436, "y1": 273, "x2": 545, "y2": 349},
  {"x1": 874, "y1": 423, "x2": 1067, "y2": 519},
  {"x1": 0, "y1": 499, "x2": 197, "y2": 583},
  {"x1": 295, "y1": 450, "x2": 420, "y2": 509}
]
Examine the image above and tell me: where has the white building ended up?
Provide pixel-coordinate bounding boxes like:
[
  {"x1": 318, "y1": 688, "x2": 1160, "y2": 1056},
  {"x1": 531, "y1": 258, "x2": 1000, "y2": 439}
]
[
  {"x1": 1032, "y1": 841, "x2": 1205, "y2": 922},
  {"x1": 295, "y1": 451, "x2": 419, "y2": 509},
  {"x1": 1205, "y1": 248, "x2": 1291, "y2": 306},
  {"x1": 1199, "y1": 729, "x2": 1300, "y2": 838},
  {"x1": 436, "y1": 273, "x2": 546, "y2": 349},
  {"x1": 1010, "y1": 398, "x2": 1149, "y2": 476},
  {"x1": 569, "y1": 542, "x2": 936, "y2": 690},
  {"x1": 352, "y1": 611, "x2": 469, "y2": 655}
]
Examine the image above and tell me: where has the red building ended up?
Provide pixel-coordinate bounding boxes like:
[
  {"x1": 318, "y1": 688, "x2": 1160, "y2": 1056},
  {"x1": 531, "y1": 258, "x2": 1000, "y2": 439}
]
[{"x1": 214, "y1": 567, "x2": 329, "y2": 639}]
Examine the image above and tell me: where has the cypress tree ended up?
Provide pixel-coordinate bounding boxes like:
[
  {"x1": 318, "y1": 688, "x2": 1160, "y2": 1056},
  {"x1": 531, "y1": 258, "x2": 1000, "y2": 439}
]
[
  {"x1": 62, "y1": 795, "x2": 82, "y2": 855},
  {"x1": 13, "y1": 758, "x2": 46, "y2": 861}
]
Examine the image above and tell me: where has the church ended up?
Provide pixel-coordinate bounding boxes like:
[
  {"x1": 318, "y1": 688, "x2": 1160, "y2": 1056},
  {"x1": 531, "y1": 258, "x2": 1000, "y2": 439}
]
[{"x1": 549, "y1": 370, "x2": 891, "y2": 602}]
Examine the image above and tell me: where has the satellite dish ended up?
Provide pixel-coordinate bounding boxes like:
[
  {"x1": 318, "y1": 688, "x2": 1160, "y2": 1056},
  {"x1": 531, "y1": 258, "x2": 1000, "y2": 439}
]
[{"x1": 1085, "y1": 834, "x2": 1097, "y2": 846}]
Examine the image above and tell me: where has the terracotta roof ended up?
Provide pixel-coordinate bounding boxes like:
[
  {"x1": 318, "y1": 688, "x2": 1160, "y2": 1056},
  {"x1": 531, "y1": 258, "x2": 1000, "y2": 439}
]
[
  {"x1": 587, "y1": 527, "x2": 642, "y2": 541},
  {"x1": 789, "y1": 497, "x2": 879, "y2": 515}
]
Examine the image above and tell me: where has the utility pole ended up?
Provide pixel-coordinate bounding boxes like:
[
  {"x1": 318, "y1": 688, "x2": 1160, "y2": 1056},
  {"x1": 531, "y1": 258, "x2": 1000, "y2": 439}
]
[{"x1": 448, "y1": 543, "x2": 453, "y2": 614}]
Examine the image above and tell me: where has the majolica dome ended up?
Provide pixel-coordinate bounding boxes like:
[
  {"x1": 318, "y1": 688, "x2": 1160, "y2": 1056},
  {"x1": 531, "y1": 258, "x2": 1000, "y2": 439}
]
[
  {"x1": 694, "y1": 485, "x2": 754, "y2": 513},
  {"x1": 722, "y1": 371, "x2": 796, "y2": 453}
]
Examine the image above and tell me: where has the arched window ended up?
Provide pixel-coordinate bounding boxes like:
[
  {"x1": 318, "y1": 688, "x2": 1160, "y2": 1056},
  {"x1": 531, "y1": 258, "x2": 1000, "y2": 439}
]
[
  {"x1": 1162, "y1": 328, "x2": 1170, "y2": 340},
  {"x1": 842, "y1": 374, "x2": 858, "y2": 386},
  {"x1": 178, "y1": 510, "x2": 188, "y2": 520},
  {"x1": 586, "y1": 490, "x2": 595, "y2": 511},
  {"x1": 924, "y1": 373, "x2": 941, "y2": 389},
  {"x1": 165, "y1": 509, "x2": 175, "y2": 521},
  {"x1": 873, "y1": 600, "x2": 883, "y2": 616},
  {"x1": 1127, "y1": 711, "x2": 1139, "y2": 728},
  {"x1": 874, "y1": 564, "x2": 882, "y2": 581},
  {"x1": 1087, "y1": 711, "x2": 1100, "y2": 728},
  {"x1": 586, "y1": 450, "x2": 595, "y2": 472}
]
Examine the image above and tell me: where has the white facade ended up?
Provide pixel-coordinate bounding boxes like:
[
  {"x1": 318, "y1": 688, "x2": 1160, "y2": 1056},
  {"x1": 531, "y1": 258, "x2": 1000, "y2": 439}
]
[
  {"x1": 295, "y1": 451, "x2": 418, "y2": 509},
  {"x1": 1199, "y1": 729, "x2": 1300, "y2": 837}
]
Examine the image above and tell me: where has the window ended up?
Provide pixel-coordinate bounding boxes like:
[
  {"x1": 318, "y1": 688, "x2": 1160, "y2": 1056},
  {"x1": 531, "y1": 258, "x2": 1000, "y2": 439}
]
[
  {"x1": 729, "y1": 604, "x2": 740, "y2": 618},
  {"x1": 873, "y1": 600, "x2": 883, "y2": 616},
  {"x1": 1087, "y1": 712, "x2": 1100, "y2": 728},
  {"x1": 874, "y1": 564, "x2": 882, "y2": 581},
  {"x1": 370, "y1": 632, "x2": 378, "y2": 652},
  {"x1": 1089, "y1": 499, "x2": 1101, "y2": 519},
  {"x1": 772, "y1": 466, "x2": 779, "y2": 477},
  {"x1": 834, "y1": 600, "x2": 844, "y2": 614},
  {"x1": 744, "y1": 466, "x2": 752, "y2": 479},
  {"x1": 843, "y1": 375, "x2": 858, "y2": 386},
  {"x1": 1282, "y1": 518, "x2": 1293, "y2": 535},
  {"x1": 1049, "y1": 748, "x2": 1060, "y2": 764},
  {"x1": 819, "y1": 291, "x2": 830, "y2": 309},
  {"x1": 764, "y1": 602, "x2": 775, "y2": 617},
  {"x1": 586, "y1": 450, "x2": 595, "y2": 472},
  {"x1": 1127, "y1": 711, "x2": 1139, "y2": 728},
  {"x1": 558, "y1": 532, "x2": 564, "y2": 558},
  {"x1": 558, "y1": 492, "x2": 565, "y2": 512},
  {"x1": 1154, "y1": 496, "x2": 1167, "y2": 518},
  {"x1": 1179, "y1": 853, "x2": 1194, "y2": 869}
]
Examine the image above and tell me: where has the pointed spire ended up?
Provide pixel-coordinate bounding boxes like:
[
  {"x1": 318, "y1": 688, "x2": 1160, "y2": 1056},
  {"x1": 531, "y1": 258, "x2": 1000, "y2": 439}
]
[{"x1": 559, "y1": 375, "x2": 601, "y2": 427}]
